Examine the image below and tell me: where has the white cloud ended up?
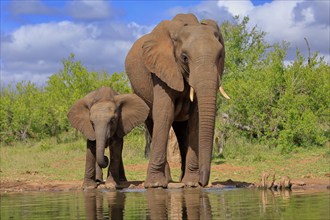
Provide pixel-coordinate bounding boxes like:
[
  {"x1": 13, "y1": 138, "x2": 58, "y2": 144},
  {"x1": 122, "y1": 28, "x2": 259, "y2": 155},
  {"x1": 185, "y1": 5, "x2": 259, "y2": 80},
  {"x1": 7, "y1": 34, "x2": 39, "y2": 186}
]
[
  {"x1": 67, "y1": 0, "x2": 112, "y2": 20},
  {"x1": 217, "y1": 0, "x2": 254, "y2": 16},
  {"x1": 176, "y1": 0, "x2": 329, "y2": 63},
  {"x1": 127, "y1": 22, "x2": 154, "y2": 39},
  {"x1": 7, "y1": 0, "x2": 52, "y2": 16},
  {"x1": 1, "y1": 21, "x2": 152, "y2": 87},
  {"x1": 245, "y1": 1, "x2": 329, "y2": 62},
  {"x1": 168, "y1": 1, "x2": 233, "y2": 23},
  {"x1": 2, "y1": 0, "x2": 329, "y2": 87}
]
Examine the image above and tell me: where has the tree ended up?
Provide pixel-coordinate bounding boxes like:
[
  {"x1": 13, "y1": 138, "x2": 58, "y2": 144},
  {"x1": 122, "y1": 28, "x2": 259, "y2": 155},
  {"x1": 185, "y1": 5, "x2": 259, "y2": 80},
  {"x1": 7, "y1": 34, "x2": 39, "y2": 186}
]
[
  {"x1": 0, "y1": 54, "x2": 131, "y2": 143},
  {"x1": 217, "y1": 17, "x2": 329, "y2": 151}
]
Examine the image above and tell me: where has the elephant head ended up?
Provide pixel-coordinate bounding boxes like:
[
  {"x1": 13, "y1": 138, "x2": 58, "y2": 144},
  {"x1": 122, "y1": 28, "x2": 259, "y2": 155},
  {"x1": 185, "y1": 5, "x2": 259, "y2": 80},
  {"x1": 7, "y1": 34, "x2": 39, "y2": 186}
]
[
  {"x1": 67, "y1": 86, "x2": 149, "y2": 169},
  {"x1": 141, "y1": 14, "x2": 229, "y2": 186}
]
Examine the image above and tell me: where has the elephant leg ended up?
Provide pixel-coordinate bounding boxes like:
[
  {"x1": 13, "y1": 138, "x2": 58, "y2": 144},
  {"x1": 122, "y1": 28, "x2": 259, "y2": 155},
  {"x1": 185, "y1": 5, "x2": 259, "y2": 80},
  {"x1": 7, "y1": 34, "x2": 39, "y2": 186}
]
[
  {"x1": 83, "y1": 140, "x2": 98, "y2": 189},
  {"x1": 146, "y1": 117, "x2": 172, "y2": 182},
  {"x1": 182, "y1": 101, "x2": 200, "y2": 187},
  {"x1": 145, "y1": 78, "x2": 175, "y2": 188},
  {"x1": 144, "y1": 118, "x2": 153, "y2": 159},
  {"x1": 172, "y1": 121, "x2": 189, "y2": 182},
  {"x1": 103, "y1": 137, "x2": 125, "y2": 189},
  {"x1": 116, "y1": 138, "x2": 127, "y2": 182}
]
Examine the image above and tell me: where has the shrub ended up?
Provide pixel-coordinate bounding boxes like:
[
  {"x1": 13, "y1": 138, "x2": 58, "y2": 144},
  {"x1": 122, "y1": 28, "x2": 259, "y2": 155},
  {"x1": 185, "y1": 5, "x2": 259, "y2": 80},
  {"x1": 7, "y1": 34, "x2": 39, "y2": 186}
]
[
  {"x1": 0, "y1": 54, "x2": 131, "y2": 143},
  {"x1": 217, "y1": 17, "x2": 329, "y2": 151}
]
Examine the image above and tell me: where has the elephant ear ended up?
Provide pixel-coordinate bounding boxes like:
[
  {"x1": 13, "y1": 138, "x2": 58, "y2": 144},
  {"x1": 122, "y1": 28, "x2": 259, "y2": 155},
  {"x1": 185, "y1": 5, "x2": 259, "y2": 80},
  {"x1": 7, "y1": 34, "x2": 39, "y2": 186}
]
[
  {"x1": 67, "y1": 91, "x2": 97, "y2": 141},
  {"x1": 201, "y1": 19, "x2": 226, "y2": 76},
  {"x1": 142, "y1": 20, "x2": 184, "y2": 92},
  {"x1": 114, "y1": 94, "x2": 150, "y2": 138}
]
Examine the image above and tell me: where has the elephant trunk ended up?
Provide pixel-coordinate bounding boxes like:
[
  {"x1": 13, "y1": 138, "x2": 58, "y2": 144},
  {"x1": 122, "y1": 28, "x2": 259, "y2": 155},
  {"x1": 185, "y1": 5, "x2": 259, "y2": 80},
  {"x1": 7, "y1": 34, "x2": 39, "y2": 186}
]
[
  {"x1": 95, "y1": 132, "x2": 109, "y2": 169},
  {"x1": 195, "y1": 80, "x2": 217, "y2": 187}
]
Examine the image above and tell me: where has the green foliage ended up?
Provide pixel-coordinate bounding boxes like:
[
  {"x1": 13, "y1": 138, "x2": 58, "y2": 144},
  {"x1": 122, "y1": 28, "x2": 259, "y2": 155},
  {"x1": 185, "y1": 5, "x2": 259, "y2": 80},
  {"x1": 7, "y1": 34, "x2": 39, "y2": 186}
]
[
  {"x1": 217, "y1": 16, "x2": 330, "y2": 151},
  {"x1": 0, "y1": 82, "x2": 47, "y2": 143},
  {"x1": 0, "y1": 54, "x2": 131, "y2": 143},
  {"x1": 1, "y1": 17, "x2": 329, "y2": 153}
]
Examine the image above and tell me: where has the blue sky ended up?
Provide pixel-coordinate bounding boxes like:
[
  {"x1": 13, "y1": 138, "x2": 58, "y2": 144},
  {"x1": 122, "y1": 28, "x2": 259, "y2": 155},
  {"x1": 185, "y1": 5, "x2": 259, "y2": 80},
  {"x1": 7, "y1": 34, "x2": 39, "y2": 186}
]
[{"x1": 1, "y1": 0, "x2": 329, "y2": 87}]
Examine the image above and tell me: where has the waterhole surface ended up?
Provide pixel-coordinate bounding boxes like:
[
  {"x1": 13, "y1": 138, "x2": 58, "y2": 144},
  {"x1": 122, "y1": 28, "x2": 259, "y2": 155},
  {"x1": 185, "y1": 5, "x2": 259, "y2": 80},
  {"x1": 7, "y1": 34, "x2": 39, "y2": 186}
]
[{"x1": 1, "y1": 188, "x2": 329, "y2": 219}]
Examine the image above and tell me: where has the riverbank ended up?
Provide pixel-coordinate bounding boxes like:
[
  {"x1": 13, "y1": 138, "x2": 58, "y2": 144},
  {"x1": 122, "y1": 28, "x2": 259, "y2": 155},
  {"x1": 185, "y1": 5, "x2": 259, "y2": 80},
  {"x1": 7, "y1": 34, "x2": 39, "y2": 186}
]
[
  {"x1": 1, "y1": 135, "x2": 329, "y2": 192},
  {"x1": 1, "y1": 162, "x2": 329, "y2": 192},
  {"x1": 1, "y1": 171, "x2": 329, "y2": 193}
]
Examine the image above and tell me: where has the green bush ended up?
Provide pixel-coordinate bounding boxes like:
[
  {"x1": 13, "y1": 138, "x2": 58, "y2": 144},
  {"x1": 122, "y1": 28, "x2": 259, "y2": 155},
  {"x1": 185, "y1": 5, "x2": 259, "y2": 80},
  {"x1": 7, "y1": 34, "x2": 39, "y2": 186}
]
[
  {"x1": 217, "y1": 17, "x2": 329, "y2": 151},
  {"x1": 0, "y1": 54, "x2": 131, "y2": 143},
  {"x1": 1, "y1": 18, "x2": 329, "y2": 153}
]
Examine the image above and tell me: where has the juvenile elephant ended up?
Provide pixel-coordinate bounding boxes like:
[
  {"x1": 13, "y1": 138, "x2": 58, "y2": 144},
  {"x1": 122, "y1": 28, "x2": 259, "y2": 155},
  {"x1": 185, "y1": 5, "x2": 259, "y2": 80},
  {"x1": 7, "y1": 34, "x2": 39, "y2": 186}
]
[
  {"x1": 67, "y1": 86, "x2": 149, "y2": 189},
  {"x1": 125, "y1": 13, "x2": 230, "y2": 188}
]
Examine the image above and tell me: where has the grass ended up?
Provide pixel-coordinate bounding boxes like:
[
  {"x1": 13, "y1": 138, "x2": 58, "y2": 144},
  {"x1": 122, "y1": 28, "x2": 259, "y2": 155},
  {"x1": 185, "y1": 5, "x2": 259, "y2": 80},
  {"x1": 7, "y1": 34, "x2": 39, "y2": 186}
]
[
  {"x1": 0, "y1": 129, "x2": 329, "y2": 184},
  {"x1": 211, "y1": 138, "x2": 330, "y2": 183}
]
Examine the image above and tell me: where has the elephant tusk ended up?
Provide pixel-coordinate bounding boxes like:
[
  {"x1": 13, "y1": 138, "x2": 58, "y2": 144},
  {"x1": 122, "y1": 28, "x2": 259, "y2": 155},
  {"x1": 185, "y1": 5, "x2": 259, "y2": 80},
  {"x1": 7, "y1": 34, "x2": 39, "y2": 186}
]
[
  {"x1": 189, "y1": 87, "x2": 194, "y2": 102},
  {"x1": 219, "y1": 86, "x2": 231, "y2": 100}
]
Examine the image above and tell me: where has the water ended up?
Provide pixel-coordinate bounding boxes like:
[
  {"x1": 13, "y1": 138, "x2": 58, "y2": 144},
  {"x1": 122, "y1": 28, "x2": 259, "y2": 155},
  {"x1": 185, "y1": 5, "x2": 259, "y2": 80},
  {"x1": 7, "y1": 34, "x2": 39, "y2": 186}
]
[{"x1": 1, "y1": 188, "x2": 329, "y2": 219}]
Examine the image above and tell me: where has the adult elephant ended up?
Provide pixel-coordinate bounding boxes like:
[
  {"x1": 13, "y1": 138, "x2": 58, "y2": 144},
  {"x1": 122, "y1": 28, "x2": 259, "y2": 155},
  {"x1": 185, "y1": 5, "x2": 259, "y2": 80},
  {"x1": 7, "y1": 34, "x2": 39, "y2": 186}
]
[
  {"x1": 125, "y1": 13, "x2": 230, "y2": 188},
  {"x1": 67, "y1": 86, "x2": 149, "y2": 189}
]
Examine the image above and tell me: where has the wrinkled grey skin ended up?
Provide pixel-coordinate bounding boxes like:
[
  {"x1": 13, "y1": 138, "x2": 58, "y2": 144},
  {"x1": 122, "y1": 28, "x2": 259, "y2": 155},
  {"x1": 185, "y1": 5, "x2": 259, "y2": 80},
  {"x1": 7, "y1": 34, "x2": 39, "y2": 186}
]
[
  {"x1": 68, "y1": 86, "x2": 149, "y2": 189},
  {"x1": 125, "y1": 13, "x2": 226, "y2": 187}
]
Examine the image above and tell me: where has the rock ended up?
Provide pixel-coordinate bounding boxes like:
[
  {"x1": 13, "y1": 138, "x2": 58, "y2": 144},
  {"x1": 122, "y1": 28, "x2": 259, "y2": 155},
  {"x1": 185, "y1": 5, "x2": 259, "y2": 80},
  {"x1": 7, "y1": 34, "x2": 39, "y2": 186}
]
[
  {"x1": 168, "y1": 182, "x2": 185, "y2": 189},
  {"x1": 293, "y1": 180, "x2": 306, "y2": 186},
  {"x1": 128, "y1": 184, "x2": 136, "y2": 189},
  {"x1": 226, "y1": 179, "x2": 234, "y2": 184},
  {"x1": 260, "y1": 172, "x2": 275, "y2": 189},
  {"x1": 272, "y1": 181, "x2": 279, "y2": 190},
  {"x1": 280, "y1": 176, "x2": 292, "y2": 189}
]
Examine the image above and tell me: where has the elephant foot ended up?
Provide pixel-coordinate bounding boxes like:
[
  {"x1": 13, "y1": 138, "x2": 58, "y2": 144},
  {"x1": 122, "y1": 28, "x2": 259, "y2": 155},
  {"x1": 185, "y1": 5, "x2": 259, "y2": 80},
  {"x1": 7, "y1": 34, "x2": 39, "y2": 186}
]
[
  {"x1": 113, "y1": 175, "x2": 127, "y2": 183},
  {"x1": 182, "y1": 171, "x2": 200, "y2": 187},
  {"x1": 98, "y1": 177, "x2": 117, "y2": 189},
  {"x1": 144, "y1": 172, "x2": 168, "y2": 188},
  {"x1": 82, "y1": 179, "x2": 98, "y2": 190},
  {"x1": 120, "y1": 176, "x2": 127, "y2": 182},
  {"x1": 98, "y1": 182, "x2": 117, "y2": 190}
]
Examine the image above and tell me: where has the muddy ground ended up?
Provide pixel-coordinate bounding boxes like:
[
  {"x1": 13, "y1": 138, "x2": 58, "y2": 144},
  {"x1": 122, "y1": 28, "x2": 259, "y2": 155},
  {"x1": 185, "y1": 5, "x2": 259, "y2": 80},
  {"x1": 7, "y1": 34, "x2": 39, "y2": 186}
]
[
  {"x1": 1, "y1": 178, "x2": 329, "y2": 193},
  {"x1": 1, "y1": 161, "x2": 329, "y2": 193}
]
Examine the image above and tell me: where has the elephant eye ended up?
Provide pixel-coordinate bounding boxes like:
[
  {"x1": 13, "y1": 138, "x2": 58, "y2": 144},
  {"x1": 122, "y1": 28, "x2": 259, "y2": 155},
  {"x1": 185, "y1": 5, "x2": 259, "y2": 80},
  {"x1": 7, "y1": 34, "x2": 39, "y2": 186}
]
[{"x1": 181, "y1": 53, "x2": 189, "y2": 64}]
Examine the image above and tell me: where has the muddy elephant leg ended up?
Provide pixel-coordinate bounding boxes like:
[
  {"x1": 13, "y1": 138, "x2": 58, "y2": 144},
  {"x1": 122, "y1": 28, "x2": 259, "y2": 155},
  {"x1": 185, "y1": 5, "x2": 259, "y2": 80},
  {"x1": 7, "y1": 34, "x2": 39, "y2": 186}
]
[
  {"x1": 145, "y1": 78, "x2": 175, "y2": 188},
  {"x1": 182, "y1": 101, "x2": 199, "y2": 187},
  {"x1": 83, "y1": 140, "x2": 98, "y2": 189},
  {"x1": 172, "y1": 121, "x2": 189, "y2": 182}
]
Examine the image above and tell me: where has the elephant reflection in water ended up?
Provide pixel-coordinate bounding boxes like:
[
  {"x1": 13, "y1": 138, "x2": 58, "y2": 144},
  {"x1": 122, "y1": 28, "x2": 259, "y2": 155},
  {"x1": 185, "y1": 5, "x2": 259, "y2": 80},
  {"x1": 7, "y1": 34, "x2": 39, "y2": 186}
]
[
  {"x1": 146, "y1": 189, "x2": 212, "y2": 220},
  {"x1": 84, "y1": 189, "x2": 211, "y2": 220},
  {"x1": 84, "y1": 191, "x2": 126, "y2": 220},
  {"x1": 84, "y1": 191, "x2": 104, "y2": 220}
]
